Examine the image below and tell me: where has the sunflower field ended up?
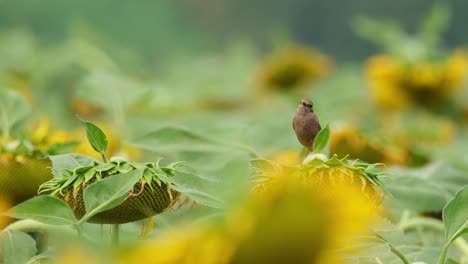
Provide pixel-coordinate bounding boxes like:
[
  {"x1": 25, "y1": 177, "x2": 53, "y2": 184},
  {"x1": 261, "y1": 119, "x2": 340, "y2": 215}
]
[{"x1": 1, "y1": 1, "x2": 468, "y2": 264}]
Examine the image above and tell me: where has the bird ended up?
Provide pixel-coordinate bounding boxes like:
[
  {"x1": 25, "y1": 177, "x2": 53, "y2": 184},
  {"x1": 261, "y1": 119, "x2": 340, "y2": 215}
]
[{"x1": 293, "y1": 98, "x2": 321, "y2": 154}]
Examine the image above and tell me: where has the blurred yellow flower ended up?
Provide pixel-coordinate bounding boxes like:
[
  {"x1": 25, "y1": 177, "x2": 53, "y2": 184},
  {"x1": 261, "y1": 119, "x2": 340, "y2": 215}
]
[
  {"x1": 52, "y1": 245, "x2": 103, "y2": 264},
  {"x1": 366, "y1": 50, "x2": 468, "y2": 110},
  {"x1": 0, "y1": 156, "x2": 52, "y2": 205},
  {"x1": 122, "y1": 226, "x2": 234, "y2": 264},
  {"x1": 251, "y1": 158, "x2": 382, "y2": 263},
  {"x1": 31, "y1": 118, "x2": 139, "y2": 160},
  {"x1": 0, "y1": 194, "x2": 12, "y2": 229},
  {"x1": 329, "y1": 125, "x2": 408, "y2": 165},
  {"x1": 122, "y1": 156, "x2": 383, "y2": 264},
  {"x1": 255, "y1": 46, "x2": 331, "y2": 92},
  {"x1": 70, "y1": 97, "x2": 104, "y2": 119},
  {"x1": 269, "y1": 150, "x2": 300, "y2": 166}
]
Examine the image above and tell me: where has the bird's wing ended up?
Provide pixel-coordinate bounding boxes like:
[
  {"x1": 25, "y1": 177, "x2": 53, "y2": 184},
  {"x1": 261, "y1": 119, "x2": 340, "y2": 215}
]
[{"x1": 314, "y1": 115, "x2": 321, "y2": 131}]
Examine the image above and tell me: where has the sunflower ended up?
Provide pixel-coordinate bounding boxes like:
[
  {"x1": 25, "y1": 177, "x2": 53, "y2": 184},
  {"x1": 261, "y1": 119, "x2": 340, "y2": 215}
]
[
  {"x1": 123, "y1": 155, "x2": 382, "y2": 264},
  {"x1": 329, "y1": 125, "x2": 408, "y2": 166},
  {"x1": 255, "y1": 45, "x2": 331, "y2": 92},
  {"x1": 268, "y1": 150, "x2": 300, "y2": 166},
  {"x1": 122, "y1": 225, "x2": 234, "y2": 264},
  {"x1": 366, "y1": 50, "x2": 468, "y2": 110}
]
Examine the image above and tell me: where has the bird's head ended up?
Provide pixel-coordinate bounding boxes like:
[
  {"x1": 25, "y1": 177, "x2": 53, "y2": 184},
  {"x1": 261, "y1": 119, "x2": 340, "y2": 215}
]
[{"x1": 299, "y1": 99, "x2": 314, "y2": 112}]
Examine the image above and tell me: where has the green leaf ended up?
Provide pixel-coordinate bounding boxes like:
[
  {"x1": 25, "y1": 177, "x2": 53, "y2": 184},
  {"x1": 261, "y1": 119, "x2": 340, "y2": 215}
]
[
  {"x1": 49, "y1": 154, "x2": 97, "y2": 178},
  {"x1": 0, "y1": 89, "x2": 31, "y2": 139},
  {"x1": 117, "y1": 163, "x2": 134, "y2": 173},
  {"x1": 313, "y1": 123, "x2": 330, "y2": 152},
  {"x1": 45, "y1": 142, "x2": 80, "y2": 155},
  {"x1": 386, "y1": 162, "x2": 468, "y2": 213},
  {"x1": 0, "y1": 230, "x2": 37, "y2": 264},
  {"x1": 93, "y1": 162, "x2": 115, "y2": 173},
  {"x1": 81, "y1": 120, "x2": 108, "y2": 154},
  {"x1": 80, "y1": 169, "x2": 144, "y2": 223},
  {"x1": 130, "y1": 126, "x2": 226, "y2": 153},
  {"x1": 143, "y1": 169, "x2": 154, "y2": 190},
  {"x1": 83, "y1": 168, "x2": 97, "y2": 182},
  {"x1": 6, "y1": 195, "x2": 77, "y2": 226},
  {"x1": 443, "y1": 184, "x2": 468, "y2": 243}
]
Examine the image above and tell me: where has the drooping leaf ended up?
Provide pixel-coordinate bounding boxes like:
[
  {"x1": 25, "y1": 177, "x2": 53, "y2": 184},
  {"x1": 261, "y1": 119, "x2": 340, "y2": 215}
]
[
  {"x1": 81, "y1": 120, "x2": 108, "y2": 154},
  {"x1": 0, "y1": 89, "x2": 31, "y2": 138},
  {"x1": 0, "y1": 230, "x2": 37, "y2": 264},
  {"x1": 313, "y1": 123, "x2": 330, "y2": 152},
  {"x1": 80, "y1": 169, "x2": 144, "y2": 223},
  {"x1": 6, "y1": 195, "x2": 77, "y2": 226},
  {"x1": 443, "y1": 184, "x2": 468, "y2": 243}
]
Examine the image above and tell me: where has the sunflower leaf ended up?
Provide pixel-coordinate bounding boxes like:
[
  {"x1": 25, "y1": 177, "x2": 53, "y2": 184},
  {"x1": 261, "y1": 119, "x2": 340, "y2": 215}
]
[
  {"x1": 0, "y1": 230, "x2": 37, "y2": 264},
  {"x1": 80, "y1": 120, "x2": 108, "y2": 155},
  {"x1": 313, "y1": 124, "x2": 330, "y2": 153},
  {"x1": 6, "y1": 195, "x2": 77, "y2": 225},
  {"x1": 79, "y1": 169, "x2": 144, "y2": 224}
]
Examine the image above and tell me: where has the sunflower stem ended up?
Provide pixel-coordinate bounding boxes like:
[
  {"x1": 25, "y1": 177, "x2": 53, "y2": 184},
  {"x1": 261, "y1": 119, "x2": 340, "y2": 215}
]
[
  {"x1": 111, "y1": 224, "x2": 120, "y2": 246},
  {"x1": 438, "y1": 242, "x2": 450, "y2": 264},
  {"x1": 100, "y1": 152, "x2": 109, "y2": 163}
]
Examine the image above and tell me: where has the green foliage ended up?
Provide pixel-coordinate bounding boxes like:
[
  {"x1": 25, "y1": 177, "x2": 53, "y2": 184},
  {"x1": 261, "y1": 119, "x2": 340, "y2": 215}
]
[
  {"x1": 6, "y1": 196, "x2": 77, "y2": 226},
  {"x1": 439, "y1": 185, "x2": 468, "y2": 264},
  {"x1": 0, "y1": 231, "x2": 37, "y2": 264},
  {"x1": 385, "y1": 162, "x2": 468, "y2": 213},
  {"x1": 313, "y1": 123, "x2": 329, "y2": 152},
  {"x1": 81, "y1": 120, "x2": 108, "y2": 158},
  {"x1": 0, "y1": 89, "x2": 31, "y2": 142},
  {"x1": 353, "y1": 2, "x2": 451, "y2": 62},
  {"x1": 80, "y1": 169, "x2": 144, "y2": 224},
  {"x1": 443, "y1": 185, "x2": 468, "y2": 243},
  {"x1": 131, "y1": 126, "x2": 227, "y2": 153}
]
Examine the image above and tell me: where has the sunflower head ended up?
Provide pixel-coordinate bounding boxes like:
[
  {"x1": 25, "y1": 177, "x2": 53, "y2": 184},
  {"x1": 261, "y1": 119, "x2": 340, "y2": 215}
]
[
  {"x1": 268, "y1": 150, "x2": 300, "y2": 166},
  {"x1": 366, "y1": 50, "x2": 468, "y2": 111},
  {"x1": 250, "y1": 155, "x2": 385, "y2": 262},
  {"x1": 255, "y1": 46, "x2": 331, "y2": 92},
  {"x1": 254, "y1": 154, "x2": 388, "y2": 207},
  {"x1": 329, "y1": 125, "x2": 408, "y2": 165},
  {"x1": 39, "y1": 158, "x2": 183, "y2": 224}
]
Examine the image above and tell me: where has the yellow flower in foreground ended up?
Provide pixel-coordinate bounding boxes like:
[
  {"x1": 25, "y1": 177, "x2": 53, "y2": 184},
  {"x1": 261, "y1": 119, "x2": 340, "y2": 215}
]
[
  {"x1": 366, "y1": 50, "x2": 468, "y2": 110},
  {"x1": 255, "y1": 46, "x2": 331, "y2": 92},
  {"x1": 329, "y1": 126, "x2": 408, "y2": 165},
  {"x1": 269, "y1": 150, "x2": 300, "y2": 166},
  {"x1": 122, "y1": 226, "x2": 234, "y2": 264},
  {"x1": 251, "y1": 156, "x2": 383, "y2": 262},
  {"x1": 123, "y1": 156, "x2": 383, "y2": 264},
  {"x1": 52, "y1": 245, "x2": 104, "y2": 264}
]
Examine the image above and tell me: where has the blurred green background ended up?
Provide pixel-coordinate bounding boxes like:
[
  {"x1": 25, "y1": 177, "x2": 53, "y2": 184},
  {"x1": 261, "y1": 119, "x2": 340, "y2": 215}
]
[{"x1": 2, "y1": 0, "x2": 468, "y2": 65}]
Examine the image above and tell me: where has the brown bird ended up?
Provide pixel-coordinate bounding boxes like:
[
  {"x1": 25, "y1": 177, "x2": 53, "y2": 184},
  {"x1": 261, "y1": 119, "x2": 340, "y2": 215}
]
[{"x1": 293, "y1": 99, "x2": 321, "y2": 154}]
